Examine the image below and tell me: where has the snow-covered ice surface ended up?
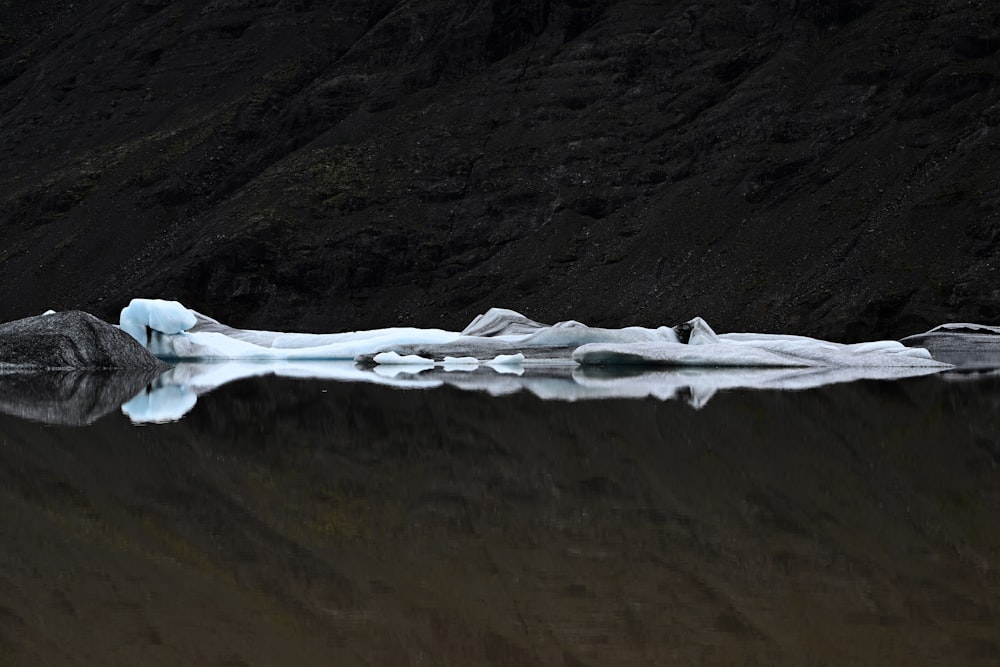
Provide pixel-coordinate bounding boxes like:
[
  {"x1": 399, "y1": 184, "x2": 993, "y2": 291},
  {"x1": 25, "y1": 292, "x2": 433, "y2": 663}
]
[
  {"x1": 119, "y1": 300, "x2": 949, "y2": 369},
  {"x1": 119, "y1": 299, "x2": 461, "y2": 360},
  {"x1": 575, "y1": 337, "x2": 944, "y2": 368},
  {"x1": 901, "y1": 323, "x2": 1000, "y2": 369}
]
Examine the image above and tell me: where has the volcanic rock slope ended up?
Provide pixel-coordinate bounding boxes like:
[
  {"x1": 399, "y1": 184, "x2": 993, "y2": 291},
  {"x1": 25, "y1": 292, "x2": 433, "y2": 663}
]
[{"x1": 0, "y1": 0, "x2": 998, "y2": 339}]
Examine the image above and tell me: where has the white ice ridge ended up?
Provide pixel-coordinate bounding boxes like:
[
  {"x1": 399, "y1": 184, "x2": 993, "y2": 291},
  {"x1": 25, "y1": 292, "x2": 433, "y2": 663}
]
[
  {"x1": 119, "y1": 298, "x2": 460, "y2": 360},
  {"x1": 118, "y1": 299, "x2": 949, "y2": 369}
]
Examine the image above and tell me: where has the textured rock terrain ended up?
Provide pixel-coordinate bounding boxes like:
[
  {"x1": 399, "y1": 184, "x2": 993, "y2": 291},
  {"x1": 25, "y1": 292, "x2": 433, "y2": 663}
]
[
  {"x1": 0, "y1": 0, "x2": 998, "y2": 339},
  {"x1": 0, "y1": 311, "x2": 167, "y2": 369}
]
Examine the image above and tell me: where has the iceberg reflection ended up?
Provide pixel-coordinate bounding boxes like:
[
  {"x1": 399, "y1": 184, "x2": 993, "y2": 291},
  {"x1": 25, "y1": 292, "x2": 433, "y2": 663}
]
[{"x1": 121, "y1": 360, "x2": 947, "y2": 424}]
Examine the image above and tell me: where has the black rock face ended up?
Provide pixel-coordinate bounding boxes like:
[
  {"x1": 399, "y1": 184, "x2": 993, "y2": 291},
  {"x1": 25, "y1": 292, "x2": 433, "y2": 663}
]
[
  {"x1": 0, "y1": 311, "x2": 167, "y2": 370},
  {"x1": 0, "y1": 1, "x2": 998, "y2": 340}
]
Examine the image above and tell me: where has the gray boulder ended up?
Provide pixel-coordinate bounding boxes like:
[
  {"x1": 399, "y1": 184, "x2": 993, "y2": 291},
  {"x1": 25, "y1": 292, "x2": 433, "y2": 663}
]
[{"x1": 0, "y1": 311, "x2": 168, "y2": 370}]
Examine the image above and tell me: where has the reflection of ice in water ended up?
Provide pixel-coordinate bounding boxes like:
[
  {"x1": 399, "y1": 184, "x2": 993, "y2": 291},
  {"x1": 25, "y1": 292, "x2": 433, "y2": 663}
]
[
  {"x1": 122, "y1": 384, "x2": 197, "y2": 424},
  {"x1": 122, "y1": 361, "x2": 947, "y2": 425}
]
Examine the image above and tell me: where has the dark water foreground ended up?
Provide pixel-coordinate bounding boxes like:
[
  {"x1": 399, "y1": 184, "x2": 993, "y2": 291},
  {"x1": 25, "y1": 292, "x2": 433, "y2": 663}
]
[{"x1": 0, "y1": 374, "x2": 998, "y2": 666}]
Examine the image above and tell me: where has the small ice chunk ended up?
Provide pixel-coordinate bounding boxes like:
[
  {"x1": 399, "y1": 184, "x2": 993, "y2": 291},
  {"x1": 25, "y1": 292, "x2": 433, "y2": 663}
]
[
  {"x1": 373, "y1": 351, "x2": 435, "y2": 365},
  {"x1": 42, "y1": 309, "x2": 56, "y2": 316},
  {"x1": 486, "y1": 353, "x2": 525, "y2": 366}
]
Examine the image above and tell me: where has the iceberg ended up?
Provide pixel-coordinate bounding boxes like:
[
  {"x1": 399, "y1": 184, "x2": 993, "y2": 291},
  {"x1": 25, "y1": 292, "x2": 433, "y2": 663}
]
[
  {"x1": 119, "y1": 298, "x2": 197, "y2": 345},
  {"x1": 120, "y1": 299, "x2": 460, "y2": 360},
  {"x1": 901, "y1": 323, "x2": 1000, "y2": 368},
  {"x1": 575, "y1": 333, "x2": 944, "y2": 368},
  {"x1": 486, "y1": 353, "x2": 526, "y2": 366},
  {"x1": 118, "y1": 299, "x2": 949, "y2": 370},
  {"x1": 372, "y1": 351, "x2": 435, "y2": 365}
]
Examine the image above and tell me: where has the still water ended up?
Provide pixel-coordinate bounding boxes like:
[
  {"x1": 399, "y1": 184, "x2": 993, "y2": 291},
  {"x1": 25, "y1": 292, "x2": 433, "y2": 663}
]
[{"x1": 0, "y1": 369, "x2": 998, "y2": 665}]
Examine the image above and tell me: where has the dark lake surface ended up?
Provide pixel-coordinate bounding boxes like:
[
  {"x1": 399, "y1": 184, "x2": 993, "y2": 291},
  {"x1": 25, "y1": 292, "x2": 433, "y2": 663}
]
[{"x1": 1, "y1": 370, "x2": 998, "y2": 665}]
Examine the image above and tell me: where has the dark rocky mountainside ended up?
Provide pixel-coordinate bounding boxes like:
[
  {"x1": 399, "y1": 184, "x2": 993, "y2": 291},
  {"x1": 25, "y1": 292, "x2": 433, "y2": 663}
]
[{"x1": 1, "y1": 0, "x2": 998, "y2": 339}]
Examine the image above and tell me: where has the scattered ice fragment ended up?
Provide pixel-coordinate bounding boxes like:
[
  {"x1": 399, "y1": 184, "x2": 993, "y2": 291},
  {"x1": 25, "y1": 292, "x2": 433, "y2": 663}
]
[
  {"x1": 42, "y1": 309, "x2": 56, "y2": 316},
  {"x1": 486, "y1": 353, "x2": 526, "y2": 366},
  {"x1": 373, "y1": 351, "x2": 435, "y2": 365}
]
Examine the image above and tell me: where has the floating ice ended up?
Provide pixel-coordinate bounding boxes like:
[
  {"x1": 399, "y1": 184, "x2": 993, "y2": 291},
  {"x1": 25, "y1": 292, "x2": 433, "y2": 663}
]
[
  {"x1": 901, "y1": 322, "x2": 1000, "y2": 368},
  {"x1": 120, "y1": 298, "x2": 197, "y2": 345},
  {"x1": 575, "y1": 319, "x2": 945, "y2": 368},
  {"x1": 373, "y1": 351, "x2": 435, "y2": 365},
  {"x1": 126, "y1": 306, "x2": 461, "y2": 361},
  {"x1": 486, "y1": 353, "x2": 526, "y2": 366},
  {"x1": 118, "y1": 300, "x2": 948, "y2": 370},
  {"x1": 575, "y1": 337, "x2": 944, "y2": 368}
]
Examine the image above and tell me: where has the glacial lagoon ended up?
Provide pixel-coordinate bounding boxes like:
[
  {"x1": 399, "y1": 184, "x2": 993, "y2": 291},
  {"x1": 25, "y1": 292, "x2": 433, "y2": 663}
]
[{"x1": 0, "y1": 365, "x2": 998, "y2": 665}]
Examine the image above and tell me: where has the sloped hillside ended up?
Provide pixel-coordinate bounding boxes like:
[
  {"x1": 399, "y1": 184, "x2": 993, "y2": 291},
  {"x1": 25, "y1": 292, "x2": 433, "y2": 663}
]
[{"x1": 0, "y1": 0, "x2": 998, "y2": 339}]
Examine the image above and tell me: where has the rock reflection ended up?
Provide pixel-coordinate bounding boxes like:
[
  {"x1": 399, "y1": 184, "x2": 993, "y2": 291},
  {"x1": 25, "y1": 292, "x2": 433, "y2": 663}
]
[{"x1": 0, "y1": 368, "x2": 162, "y2": 426}]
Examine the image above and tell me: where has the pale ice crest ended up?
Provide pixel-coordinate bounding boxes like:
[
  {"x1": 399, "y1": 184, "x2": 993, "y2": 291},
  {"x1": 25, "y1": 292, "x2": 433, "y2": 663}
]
[{"x1": 120, "y1": 298, "x2": 197, "y2": 344}]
